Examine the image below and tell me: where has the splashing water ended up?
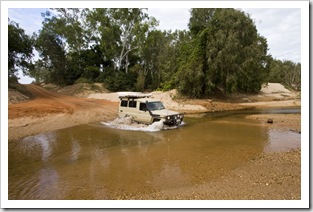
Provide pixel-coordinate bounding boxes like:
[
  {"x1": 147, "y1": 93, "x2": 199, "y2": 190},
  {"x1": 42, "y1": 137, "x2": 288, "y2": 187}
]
[{"x1": 101, "y1": 117, "x2": 182, "y2": 132}]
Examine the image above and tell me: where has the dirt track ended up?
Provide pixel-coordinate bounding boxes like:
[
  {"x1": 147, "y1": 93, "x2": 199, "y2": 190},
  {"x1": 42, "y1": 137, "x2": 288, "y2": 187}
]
[
  {"x1": 8, "y1": 84, "x2": 301, "y2": 140},
  {"x1": 9, "y1": 84, "x2": 117, "y2": 119},
  {"x1": 9, "y1": 84, "x2": 118, "y2": 140},
  {"x1": 7, "y1": 84, "x2": 302, "y2": 201}
]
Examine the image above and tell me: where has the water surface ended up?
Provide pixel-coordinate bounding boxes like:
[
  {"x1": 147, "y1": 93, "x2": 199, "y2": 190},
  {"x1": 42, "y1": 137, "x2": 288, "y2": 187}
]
[{"x1": 8, "y1": 108, "x2": 300, "y2": 199}]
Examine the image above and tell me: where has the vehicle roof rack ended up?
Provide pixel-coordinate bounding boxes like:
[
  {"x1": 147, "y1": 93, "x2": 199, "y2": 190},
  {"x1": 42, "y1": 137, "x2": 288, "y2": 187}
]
[{"x1": 118, "y1": 92, "x2": 152, "y2": 99}]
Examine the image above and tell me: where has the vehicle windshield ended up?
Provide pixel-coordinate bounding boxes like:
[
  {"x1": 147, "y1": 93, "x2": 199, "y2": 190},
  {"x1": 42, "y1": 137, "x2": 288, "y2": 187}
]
[{"x1": 147, "y1": 101, "x2": 165, "y2": 111}]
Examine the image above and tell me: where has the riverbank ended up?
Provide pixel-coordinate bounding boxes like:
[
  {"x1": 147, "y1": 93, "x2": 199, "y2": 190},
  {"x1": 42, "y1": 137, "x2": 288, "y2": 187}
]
[
  {"x1": 8, "y1": 84, "x2": 118, "y2": 140},
  {"x1": 7, "y1": 83, "x2": 302, "y2": 201},
  {"x1": 124, "y1": 149, "x2": 301, "y2": 200},
  {"x1": 8, "y1": 83, "x2": 301, "y2": 140}
]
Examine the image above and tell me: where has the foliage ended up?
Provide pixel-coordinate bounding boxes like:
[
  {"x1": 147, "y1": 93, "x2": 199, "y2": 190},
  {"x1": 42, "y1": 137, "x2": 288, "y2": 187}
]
[
  {"x1": 177, "y1": 8, "x2": 271, "y2": 97},
  {"x1": 34, "y1": 14, "x2": 68, "y2": 85},
  {"x1": 188, "y1": 8, "x2": 215, "y2": 36},
  {"x1": 8, "y1": 19, "x2": 34, "y2": 79},
  {"x1": 9, "y1": 8, "x2": 300, "y2": 96},
  {"x1": 268, "y1": 59, "x2": 301, "y2": 90},
  {"x1": 104, "y1": 71, "x2": 137, "y2": 92},
  {"x1": 81, "y1": 66, "x2": 100, "y2": 81},
  {"x1": 29, "y1": 60, "x2": 50, "y2": 83},
  {"x1": 177, "y1": 35, "x2": 204, "y2": 97}
]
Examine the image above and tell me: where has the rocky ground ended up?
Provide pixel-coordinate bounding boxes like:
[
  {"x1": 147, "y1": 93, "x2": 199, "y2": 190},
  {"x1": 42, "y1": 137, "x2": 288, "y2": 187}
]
[
  {"x1": 7, "y1": 83, "x2": 303, "y2": 201},
  {"x1": 132, "y1": 149, "x2": 301, "y2": 200},
  {"x1": 246, "y1": 114, "x2": 301, "y2": 133}
]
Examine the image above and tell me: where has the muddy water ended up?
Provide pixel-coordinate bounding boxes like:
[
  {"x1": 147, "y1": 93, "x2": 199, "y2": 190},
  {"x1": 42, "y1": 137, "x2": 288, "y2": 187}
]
[{"x1": 8, "y1": 109, "x2": 300, "y2": 200}]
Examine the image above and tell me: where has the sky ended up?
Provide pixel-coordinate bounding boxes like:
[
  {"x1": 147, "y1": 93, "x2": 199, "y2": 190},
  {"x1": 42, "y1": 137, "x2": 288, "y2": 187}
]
[
  {"x1": 1, "y1": 2, "x2": 310, "y2": 209},
  {"x1": 7, "y1": 5, "x2": 303, "y2": 84}
]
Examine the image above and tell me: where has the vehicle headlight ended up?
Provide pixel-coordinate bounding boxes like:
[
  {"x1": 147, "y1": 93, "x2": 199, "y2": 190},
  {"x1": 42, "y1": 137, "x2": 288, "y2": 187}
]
[{"x1": 167, "y1": 116, "x2": 170, "y2": 120}]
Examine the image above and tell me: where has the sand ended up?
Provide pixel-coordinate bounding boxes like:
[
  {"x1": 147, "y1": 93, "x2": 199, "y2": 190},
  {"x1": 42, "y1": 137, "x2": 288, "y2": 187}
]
[{"x1": 7, "y1": 83, "x2": 303, "y2": 201}]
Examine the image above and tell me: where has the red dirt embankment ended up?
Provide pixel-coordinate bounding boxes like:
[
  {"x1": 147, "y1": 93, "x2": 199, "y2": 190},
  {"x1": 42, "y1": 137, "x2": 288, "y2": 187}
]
[
  {"x1": 7, "y1": 84, "x2": 302, "y2": 200},
  {"x1": 8, "y1": 83, "x2": 301, "y2": 140},
  {"x1": 8, "y1": 84, "x2": 118, "y2": 140}
]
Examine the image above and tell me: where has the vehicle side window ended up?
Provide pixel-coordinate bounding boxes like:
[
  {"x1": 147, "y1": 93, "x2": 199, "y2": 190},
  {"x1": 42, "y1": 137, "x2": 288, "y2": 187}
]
[
  {"x1": 139, "y1": 103, "x2": 147, "y2": 111},
  {"x1": 129, "y1": 101, "x2": 137, "y2": 108},
  {"x1": 120, "y1": 100, "x2": 128, "y2": 107}
]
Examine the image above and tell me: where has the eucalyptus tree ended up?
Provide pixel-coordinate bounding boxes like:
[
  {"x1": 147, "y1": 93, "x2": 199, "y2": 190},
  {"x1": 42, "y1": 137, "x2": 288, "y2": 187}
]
[
  {"x1": 52, "y1": 9, "x2": 87, "y2": 53},
  {"x1": 8, "y1": 19, "x2": 34, "y2": 81},
  {"x1": 137, "y1": 29, "x2": 191, "y2": 91},
  {"x1": 268, "y1": 59, "x2": 301, "y2": 90},
  {"x1": 177, "y1": 8, "x2": 271, "y2": 97},
  {"x1": 284, "y1": 61, "x2": 301, "y2": 90},
  {"x1": 85, "y1": 8, "x2": 158, "y2": 91},
  {"x1": 140, "y1": 30, "x2": 166, "y2": 90},
  {"x1": 51, "y1": 8, "x2": 91, "y2": 80},
  {"x1": 35, "y1": 14, "x2": 68, "y2": 85},
  {"x1": 85, "y1": 8, "x2": 120, "y2": 72},
  {"x1": 159, "y1": 30, "x2": 192, "y2": 91},
  {"x1": 188, "y1": 8, "x2": 215, "y2": 36},
  {"x1": 176, "y1": 32, "x2": 205, "y2": 97},
  {"x1": 34, "y1": 9, "x2": 104, "y2": 85},
  {"x1": 206, "y1": 9, "x2": 271, "y2": 94},
  {"x1": 112, "y1": 9, "x2": 149, "y2": 73}
]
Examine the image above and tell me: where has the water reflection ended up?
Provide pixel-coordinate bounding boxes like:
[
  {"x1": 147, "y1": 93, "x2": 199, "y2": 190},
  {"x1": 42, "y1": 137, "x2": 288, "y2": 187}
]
[
  {"x1": 152, "y1": 162, "x2": 190, "y2": 190},
  {"x1": 69, "y1": 138, "x2": 81, "y2": 163},
  {"x1": 8, "y1": 109, "x2": 300, "y2": 200},
  {"x1": 265, "y1": 129, "x2": 301, "y2": 152},
  {"x1": 37, "y1": 166, "x2": 61, "y2": 199}
]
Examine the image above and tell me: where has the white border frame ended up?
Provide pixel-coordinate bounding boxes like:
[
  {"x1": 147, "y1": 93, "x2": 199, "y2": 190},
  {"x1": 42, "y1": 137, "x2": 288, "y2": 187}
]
[{"x1": 1, "y1": 0, "x2": 309, "y2": 209}]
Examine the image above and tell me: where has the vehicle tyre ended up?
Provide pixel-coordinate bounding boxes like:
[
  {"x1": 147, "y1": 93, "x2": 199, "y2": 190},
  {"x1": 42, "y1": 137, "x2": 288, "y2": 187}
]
[
  {"x1": 153, "y1": 118, "x2": 161, "y2": 123},
  {"x1": 123, "y1": 114, "x2": 134, "y2": 124}
]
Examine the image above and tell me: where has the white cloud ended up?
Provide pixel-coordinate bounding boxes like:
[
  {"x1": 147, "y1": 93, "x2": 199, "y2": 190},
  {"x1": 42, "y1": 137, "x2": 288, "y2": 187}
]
[
  {"x1": 7, "y1": 7, "x2": 302, "y2": 83},
  {"x1": 242, "y1": 8, "x2": 301, "y2": 63},
  {"x1": 148, "y1": 8, "x2": 190, "y2": 31},
  {"x1": 8, "y1": 7, "x2": 301, "y2": 63},
  {"x1": 7, "y1": 7, "x2": 302, "y2": 84},
  {"x1": 8, "y1": 8, "x2": 48, "y2": 36},
  {"x1": 149, "y1": 7, "x2": 301, "y2": 63}
]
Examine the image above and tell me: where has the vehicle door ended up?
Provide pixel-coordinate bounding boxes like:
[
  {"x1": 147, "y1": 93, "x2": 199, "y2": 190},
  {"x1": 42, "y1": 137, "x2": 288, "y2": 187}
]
[
  {"x1": 137, "y1": 102, "x2": 152, "y2": 124},
  {"x1": 127, "y1": 100, "x2": 138, "y2": 120}
]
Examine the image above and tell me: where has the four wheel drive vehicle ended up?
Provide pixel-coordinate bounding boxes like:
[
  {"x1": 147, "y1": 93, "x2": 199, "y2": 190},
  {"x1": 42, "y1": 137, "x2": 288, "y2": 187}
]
[{"x1": 118, "y1": 92, "x2": 184, "y2": 126}]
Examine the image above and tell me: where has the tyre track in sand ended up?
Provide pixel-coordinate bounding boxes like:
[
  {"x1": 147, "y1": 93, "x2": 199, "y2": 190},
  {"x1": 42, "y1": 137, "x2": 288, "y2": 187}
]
[
  {"x1": 8, "y1": 84, "x2": 118, "y2": 140},
  {"x1": 9, "y1": 84, "x2": 117, "y2": 119}
]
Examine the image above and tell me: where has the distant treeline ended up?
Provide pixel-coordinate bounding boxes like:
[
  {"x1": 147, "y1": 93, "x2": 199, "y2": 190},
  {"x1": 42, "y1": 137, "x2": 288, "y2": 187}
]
[{"x1": 8, "y1": 8, "x2": 301, "y2": 97}]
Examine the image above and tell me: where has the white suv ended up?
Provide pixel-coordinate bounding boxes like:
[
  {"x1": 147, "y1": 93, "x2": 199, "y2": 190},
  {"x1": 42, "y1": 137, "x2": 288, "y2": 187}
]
[{"x1": 118, "y1": 92, "x2": 184, "y2": 126}]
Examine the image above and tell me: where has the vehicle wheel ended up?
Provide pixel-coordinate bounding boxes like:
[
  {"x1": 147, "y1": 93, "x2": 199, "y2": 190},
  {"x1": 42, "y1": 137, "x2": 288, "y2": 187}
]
[
  {"x1": 123, "y1": 114, "x2": 134, "y2": 124},
  {"x1": 153, "y1": 118, "x2": 161, "y2": 123}
]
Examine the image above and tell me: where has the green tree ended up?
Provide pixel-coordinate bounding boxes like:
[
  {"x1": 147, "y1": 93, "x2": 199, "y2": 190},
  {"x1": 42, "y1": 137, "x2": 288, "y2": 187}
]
[
  {"x1": 8, "y1": 19, "x2": 34, "y2": 81},
  {"x1": 176, "y1": 32, "x2": 205, "y2": 97},
  {"x1": 141, "y1": 30, "x2": 166, "y2": 90},
  {"x1": 86, "y1": 8, "x2": 158, "y2": 90},
  {"x1": 53, "y1": 8, "x2": 89, "y2": 75},
  {"x1": 188, "y1": 8, "x2": 215, "y2": 36},
  {"x1": 34, "y1": 9, "x2": 104, "y2": 85},
  {"x1": 140, "y1": 29, "x2": 192, "y2": 92},
  {"x1": 268, "y1": 59, "x2": 301, "y2": 90},
  {"x1": 35, "y1": 15, "x2": 68, "y2": 85},
  {"x1": 29, "y1": 60, "x2": 50, "y2": 83},
  {"x1": 178, "y1": 8, "x2": 271, "y2": 97},
  {"x1": 86, "y1": 8, "x2": 120, "y2": 73},
  {"x1": 111, "y1": 8, "x2": 149, "y2": 73},
  {"x1": 86, "y1": 8, "x2": 156, "y2": 76}
]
